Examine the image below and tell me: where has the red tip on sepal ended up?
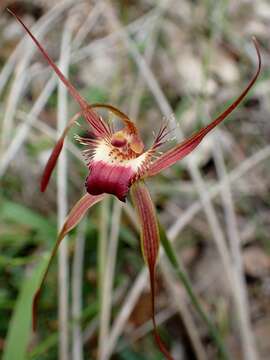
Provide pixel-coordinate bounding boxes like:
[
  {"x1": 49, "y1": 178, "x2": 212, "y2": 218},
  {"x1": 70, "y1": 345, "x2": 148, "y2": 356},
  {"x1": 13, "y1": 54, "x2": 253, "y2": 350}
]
[
  {"x1": 40, "y1": 111, "x2": 82, "y2": 192},
  {"x1": 32, "y1": 289, "x2": 41, "y2": 331},
  {"x1": 40, "y1": 137, "x2": 64, "y2": 192},
  {"x1": 149, "y1": 264, "x2": 174, "y2": 360}
]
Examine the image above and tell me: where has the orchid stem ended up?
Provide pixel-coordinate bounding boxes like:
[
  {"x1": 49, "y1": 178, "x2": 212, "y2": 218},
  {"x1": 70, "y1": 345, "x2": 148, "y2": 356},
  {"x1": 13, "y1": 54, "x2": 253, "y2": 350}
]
[{"x1": 158, "y1": 223, "x2": 229, "y2": 360}]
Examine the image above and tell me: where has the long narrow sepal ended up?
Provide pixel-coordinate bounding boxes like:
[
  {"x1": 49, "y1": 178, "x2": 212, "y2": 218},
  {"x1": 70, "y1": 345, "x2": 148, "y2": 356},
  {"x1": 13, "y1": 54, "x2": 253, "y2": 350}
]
[
  {"x1": 7, "y1": 9, "x2": 111, "y2": 138},
  {"x1": 40, "y1": 111, "x2": 82, "y2": 192},
  {"x1": 131, "y1": 182, "x2": 173, "y2": 360},
  {"x1": 32, "y1": 193, "x2": 105, "y2": 331},
  {"x1": 147, "y1": 38, "x2": 261, "y2": 176},
  {"x1": 91, "y1": 103, "x2": 136, "y2": 132}
]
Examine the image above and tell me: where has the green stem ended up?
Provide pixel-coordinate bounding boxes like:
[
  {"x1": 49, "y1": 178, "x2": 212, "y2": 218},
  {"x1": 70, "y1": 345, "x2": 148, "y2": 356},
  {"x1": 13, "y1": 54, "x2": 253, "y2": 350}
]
[{"x1": 159, "y1": 223, "x2": 229, "y2": 360}]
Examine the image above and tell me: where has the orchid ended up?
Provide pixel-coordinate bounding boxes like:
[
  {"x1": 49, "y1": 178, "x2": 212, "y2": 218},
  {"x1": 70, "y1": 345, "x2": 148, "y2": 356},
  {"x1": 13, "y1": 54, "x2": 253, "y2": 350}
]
[{"x1": 9, "y1": 9, "x2": 261, "y2": 360}]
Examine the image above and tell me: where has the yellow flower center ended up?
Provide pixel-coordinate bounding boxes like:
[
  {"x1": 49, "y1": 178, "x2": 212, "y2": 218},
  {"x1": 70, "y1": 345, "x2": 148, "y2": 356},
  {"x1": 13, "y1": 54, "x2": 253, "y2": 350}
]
[{"x1": 111, "y1": 129, "x2": 144, "y2": 157}]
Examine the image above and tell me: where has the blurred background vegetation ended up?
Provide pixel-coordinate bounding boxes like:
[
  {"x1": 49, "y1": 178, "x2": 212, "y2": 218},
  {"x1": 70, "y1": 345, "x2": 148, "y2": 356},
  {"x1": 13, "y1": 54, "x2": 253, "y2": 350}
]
[{"x1": 0, "y1": 1, "x2": 270, "y2": 359}]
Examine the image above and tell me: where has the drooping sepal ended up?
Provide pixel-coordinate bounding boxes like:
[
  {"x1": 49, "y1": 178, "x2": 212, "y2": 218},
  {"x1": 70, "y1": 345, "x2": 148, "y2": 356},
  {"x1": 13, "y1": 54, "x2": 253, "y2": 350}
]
[
  {"x1": 131, "y1": 181, "x2": 173, "y2": 360},
  {"x1": 32, "y1": 193, "x2": 105, "y2": 331},
  {"x1": 40, "y1": 111, "x2": 83, "y2": 192}
]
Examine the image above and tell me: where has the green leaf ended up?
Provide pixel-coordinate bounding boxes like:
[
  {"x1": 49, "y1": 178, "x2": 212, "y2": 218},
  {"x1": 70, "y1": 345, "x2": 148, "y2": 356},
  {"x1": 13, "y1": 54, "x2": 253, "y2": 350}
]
[
  {"x1": 119, "y1": 348, "x2": 149, "y2": 360},
  {"x1": 27, "y1": 332, "x2": 58, "y2": 360},
  {"x1": 2, "y1": 254, "x2": 49, "y2": 360},
  {"x1": 84, "y1": 86, "x2": 108, "y2": 103},
  {"x1": 0, "y1": 201, "x2": 56, "y2": 240}
]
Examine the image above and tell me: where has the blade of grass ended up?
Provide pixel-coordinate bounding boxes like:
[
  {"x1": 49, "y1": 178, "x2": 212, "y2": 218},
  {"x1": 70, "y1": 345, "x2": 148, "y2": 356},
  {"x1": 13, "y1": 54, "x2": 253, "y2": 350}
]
[
  {"x1": 197, "y1": 17, "x2": 258, "y2": 357},
  {"x1": 168, "y1": 144, "x2": 270, "y2": 240},
  {"x1": 99, "y1": 200, "x2": 122, "y2": 360},
  {"x1": 116, "y1": 307, "x2": 176, "y2": 354},
  {"x1": 214, "y1": 136, "x2": 257, "y2": 360},
  {"x1": 2, "y1": 254, "x2": 49, "y2": 360},
  {"x1": 158, "y1": 223, "x2": 229, "y2": 360},
  {"x1": 57, "y1": 16, "x2": 74, "y2": 360},
  {"x1": 0, "y1": 0, "x2": 75, "y2": 151},
  {"x1": 97, "y1": 197, "x2": 110, "y2": 358},
  {"x1": 1, "y1": 200, "x2": 56, "y2": 240},
  {"x1": 0, "y1": 0, "x2": 74, "y2": 96},
  {"x1": 161, "y1": 262, "x2": 208, "y2": 360},
  {"x1": 71, "y1": 220, "x2": 87, "y2": 360},
  {"x1": 28, "y1": 332, "x2": 58, "y2": 360}
]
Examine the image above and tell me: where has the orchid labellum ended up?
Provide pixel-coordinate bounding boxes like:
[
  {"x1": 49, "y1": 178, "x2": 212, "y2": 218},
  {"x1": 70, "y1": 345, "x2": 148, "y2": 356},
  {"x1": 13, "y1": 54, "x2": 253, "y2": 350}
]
[{"x1": 9, "y1": 9, "x2": 261, "y2": 360}]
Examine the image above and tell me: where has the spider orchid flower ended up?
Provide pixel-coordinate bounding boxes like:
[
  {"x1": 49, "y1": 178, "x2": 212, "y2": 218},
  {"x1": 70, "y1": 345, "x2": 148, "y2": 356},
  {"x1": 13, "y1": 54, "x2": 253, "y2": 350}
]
[{"x1": 9, "y1": 9, "x2": 261, "y2": 360}]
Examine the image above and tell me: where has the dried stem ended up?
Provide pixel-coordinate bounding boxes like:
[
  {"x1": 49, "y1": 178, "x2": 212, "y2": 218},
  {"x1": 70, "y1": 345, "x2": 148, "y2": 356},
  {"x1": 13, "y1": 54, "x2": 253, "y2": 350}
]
[
  {"x1": 97, "y1": 197, "x2": 110, "y2": 359},
  {"x1": 161, "y1": 262, "x2": 208, "y2": 360},
  {"x1": 71, "y1": 221, "x2": 86, "y2": 360},
  {"x1": 0, "y1": 0, "x2": 75, "y2": 95},
  {"x1": 116, "y1": 307, "x2": 176, "y2": 353},
  {"x1": 159, "y1": 224, "x2": 229, "y2": 359},
  {"x1": 198, "y1": 29, "x2": 258, "y2": 358},
  {"x1": 70, "y1": 5, "x2": 104, "y2": 360},
  {"x1": 214, "y1": 139, "x2": 258, "y2": 360},
  {"x1": 0, "y1": 75, "x2": 56, "y2": 177},
  {"x1": 99, "y1": 201, "x2": 122, "y2": 360},
  {"x1": 57, "y1": 18, "x2": 74, "y2": 360},
  {"x1": 103, "y1": 269, "x2": 148, "y2": 358},
  {"x1": 0, "y1": 0, "x2": 75, "y2": 152}
]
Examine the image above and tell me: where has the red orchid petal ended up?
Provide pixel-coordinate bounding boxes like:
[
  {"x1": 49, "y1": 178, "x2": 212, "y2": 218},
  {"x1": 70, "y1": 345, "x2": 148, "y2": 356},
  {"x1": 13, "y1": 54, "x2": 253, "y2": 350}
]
[
  {"x1": 8, "y1": 9, "x2": 110, "y2": 138},
  {"x1": 86, "y1": 161, "x2": 135, "y2": 202},
  {"x1": 131, "y1": 182, "x2": 173, "y2": 360},
  {"x1": 40, "y1": 111, "x2": 82, "y2": 192},
  {"x1": 147, "y1": 38, "x2": 261, "y2": 176},
  {"x1": 32, "y1": 193, "x2": 105, "y2": 331}
]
